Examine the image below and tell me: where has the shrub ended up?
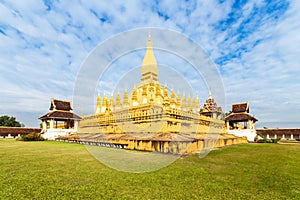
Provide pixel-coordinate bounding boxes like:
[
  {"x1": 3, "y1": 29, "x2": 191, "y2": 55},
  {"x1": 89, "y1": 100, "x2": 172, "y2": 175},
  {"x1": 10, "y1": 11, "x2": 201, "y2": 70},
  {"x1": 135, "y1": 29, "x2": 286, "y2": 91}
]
[
  {"x1": 18, "y1": 132, "x2": 44, "y2": 141},
  {"x1": 257, "y1": 138, "x2": 281, "y2": 143}
]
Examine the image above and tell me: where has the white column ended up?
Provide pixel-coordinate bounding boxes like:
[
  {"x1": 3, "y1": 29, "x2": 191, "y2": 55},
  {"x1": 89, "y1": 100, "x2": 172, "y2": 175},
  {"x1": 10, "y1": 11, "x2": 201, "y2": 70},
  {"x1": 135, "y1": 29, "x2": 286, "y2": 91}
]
[
  {"x1": 74, "y1": 121, "x2": 79, "y2": 131},
  {"x1": 282, "y1": 134, "x2": 285, "y2": 139},
  {"x1": 267, "y1": 134, "x2": 269, "y2": 139},
  {"x1": 42, "y1": 120, "x2": 47, "y2": 131},
  {"x1": 50, "y1": 119, "x2": 54, "y2": 129},
  {"x1": 291, "y1": 134, "x2": 294, "y2": 140},
  {"x1": 274, "y1": 134, "x2": 277, "y2": 139}
]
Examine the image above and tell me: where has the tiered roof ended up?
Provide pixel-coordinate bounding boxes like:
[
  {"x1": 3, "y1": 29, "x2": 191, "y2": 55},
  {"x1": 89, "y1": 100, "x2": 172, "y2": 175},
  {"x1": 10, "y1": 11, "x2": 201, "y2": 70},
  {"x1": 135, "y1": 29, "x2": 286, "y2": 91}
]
[
  {"x1": 200, "y1": 93, "x2": 223, "y2": 115},
  {"x1": 232, "y1": 102, "x2": 249, "y2": 113},
  {"x1": 39, "y1": 99, "x2": 82, "y2": 121},
  {"x1": 49, "y1": 99, "x2": 72, "y2": 111},
  {"x1": 225, "y1": 102, "x2": 257, "y2": 122}
]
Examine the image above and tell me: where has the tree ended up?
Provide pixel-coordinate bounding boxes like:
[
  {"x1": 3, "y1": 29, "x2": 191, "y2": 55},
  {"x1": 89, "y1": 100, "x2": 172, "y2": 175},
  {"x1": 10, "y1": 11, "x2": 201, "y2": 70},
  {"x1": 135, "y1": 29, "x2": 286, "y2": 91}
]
[
  {"x1": 220, "y1": 110, "x2": 232, "y2": 120},
  {"x1": 224, "y1": 110, "x2": 232, "y2": 117},
  {"x1": 0, "y1": 115, "x2": 21, "y2": 127}
]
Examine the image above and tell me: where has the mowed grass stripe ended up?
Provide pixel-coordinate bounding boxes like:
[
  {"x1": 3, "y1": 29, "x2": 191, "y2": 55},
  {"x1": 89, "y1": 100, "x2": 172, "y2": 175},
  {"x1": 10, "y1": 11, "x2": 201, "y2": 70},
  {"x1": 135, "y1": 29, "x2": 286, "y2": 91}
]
[{"x1": 0, "y1": 139, "x2": 299, "y2": 199}]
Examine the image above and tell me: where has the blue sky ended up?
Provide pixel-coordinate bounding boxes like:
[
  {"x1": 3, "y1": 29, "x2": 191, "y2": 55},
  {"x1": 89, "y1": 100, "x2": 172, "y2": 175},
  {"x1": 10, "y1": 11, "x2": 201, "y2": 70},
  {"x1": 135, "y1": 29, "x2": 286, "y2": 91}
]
[{"x1": 0, "y1": 0, "x2": 299, "y2": 128}]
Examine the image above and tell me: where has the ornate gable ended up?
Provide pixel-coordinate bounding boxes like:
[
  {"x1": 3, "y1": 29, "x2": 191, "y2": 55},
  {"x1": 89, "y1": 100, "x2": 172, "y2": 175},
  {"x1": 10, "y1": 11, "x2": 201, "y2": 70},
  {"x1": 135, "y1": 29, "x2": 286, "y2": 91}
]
[
  {"x1": 232, "y1": 102, "x2": 249, "y2": 113},
  {"x1": 49, "y1": 99, "x2": 72, "y2": 111}
]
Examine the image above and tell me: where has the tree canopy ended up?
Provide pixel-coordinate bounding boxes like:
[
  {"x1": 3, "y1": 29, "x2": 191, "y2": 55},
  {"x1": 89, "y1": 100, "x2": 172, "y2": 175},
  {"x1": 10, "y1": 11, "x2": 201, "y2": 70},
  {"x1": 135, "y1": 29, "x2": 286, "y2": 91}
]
[{"x1": 0, "y1": 115, "x2": 21, "y2": 127}]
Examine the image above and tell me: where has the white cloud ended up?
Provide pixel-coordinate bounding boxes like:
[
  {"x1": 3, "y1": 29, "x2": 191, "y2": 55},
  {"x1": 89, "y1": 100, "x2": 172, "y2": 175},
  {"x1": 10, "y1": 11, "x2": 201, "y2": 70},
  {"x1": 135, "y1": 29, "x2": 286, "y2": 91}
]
[{"x1": 0, "y1": 0, "x2": 299, "y2": 128}]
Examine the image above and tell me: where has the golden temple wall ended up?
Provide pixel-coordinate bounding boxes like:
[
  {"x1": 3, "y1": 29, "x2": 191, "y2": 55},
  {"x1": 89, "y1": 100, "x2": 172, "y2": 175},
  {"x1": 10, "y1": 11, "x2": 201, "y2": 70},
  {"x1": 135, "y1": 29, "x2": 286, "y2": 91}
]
[{"x1": 104, "y1": 136, "x2": 247, "y2": 154}]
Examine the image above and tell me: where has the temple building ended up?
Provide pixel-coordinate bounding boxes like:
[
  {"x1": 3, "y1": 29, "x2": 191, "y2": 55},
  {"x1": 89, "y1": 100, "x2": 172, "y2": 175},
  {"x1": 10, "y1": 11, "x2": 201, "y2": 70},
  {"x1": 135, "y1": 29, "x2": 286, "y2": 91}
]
[
  {"x1": 225, "y1": 102, "x2": 258, "y2": 141},
  {"x1": 81, "y1": 35, "x2": 224, "y2": 134},
  {"x1": 39, "y1": 98, "x2": 82, "y2": 140},
  {"x1": 200, "y1": 92, "x2": 223, "y2": 119},
  {"x1": 77, "y1": 35, "x2": 247, "y2": 154},
  {"x1": 256, "y1": 128, "x2": 300, "y2": 140}
]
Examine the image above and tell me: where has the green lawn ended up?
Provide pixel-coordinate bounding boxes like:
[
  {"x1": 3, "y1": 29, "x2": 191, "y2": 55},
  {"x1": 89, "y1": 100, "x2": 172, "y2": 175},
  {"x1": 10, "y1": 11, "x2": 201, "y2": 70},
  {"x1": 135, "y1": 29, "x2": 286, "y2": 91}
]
[{"x1": 0, "y1": 139, "x2": 299, "y2": 199}]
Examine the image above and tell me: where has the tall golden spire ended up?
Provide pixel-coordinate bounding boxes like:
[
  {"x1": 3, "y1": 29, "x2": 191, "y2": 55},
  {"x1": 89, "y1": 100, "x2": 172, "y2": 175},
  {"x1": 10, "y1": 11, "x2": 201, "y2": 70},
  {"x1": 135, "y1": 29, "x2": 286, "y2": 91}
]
[
  {"x1": 102, "y1": 93, "x2": 108, "y2": 107},
  {"x1": 110, "y1": 95, "x2": 114, "y2": 108},
  {"x1": 95, "y1": 93, "x2": 101, "y2": 114},
  {"x1": 176, "y1": 92, "x2": 181, "y2": 108},
  {"x1": 195, "y1": 96, "x2": 200, "y2": 109},
  {"x1": 123, "y1": 89, "x2": 129, "y2": 107},
  {"x1": 182, "y1": 94, "x2": 186, "y2": 109},
  {"x1": 141, "y1": 33, "x2": 158, "y2": 83},
  {"x1": 116, "y1": 91, "x2": 122, "y2": 107}
]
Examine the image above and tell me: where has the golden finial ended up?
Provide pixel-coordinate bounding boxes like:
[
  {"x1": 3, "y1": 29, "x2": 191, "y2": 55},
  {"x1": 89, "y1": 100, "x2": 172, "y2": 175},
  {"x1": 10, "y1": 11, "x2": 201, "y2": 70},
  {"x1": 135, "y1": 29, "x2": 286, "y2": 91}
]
[
  {"x1": 123, "y1": 89, "x2": 129, "y2": 106},
  {"x1": 196, "y1": 96, "x2": 200, "y2": 108},
  {"x1": 176, "y1": 91, "x2": 181, "y2": 100},
  {"x1": 97, "y1": 92, "x2": 101, "y2": 105},
  {"x1": 102, "y1": 92, "x2": 108, "y2": 106},
  {"x1": 116, "y1": 91, "x2": 122, "y2": 107},
  {"x1": 170, "y1": 89, "x2": 175, "y2": 99},
  {"x1": 110, "y1": 95, "x2": 114, "y2": 106},
  {"x1": 95, "y1": 92, "x2": 101, "y2": 114},
  {"x1": 141, "y1": 33, "x2": 158, "y2": 83},
  {"x1": 182, "y1": 93, "x2": 186, "y2": 108}
]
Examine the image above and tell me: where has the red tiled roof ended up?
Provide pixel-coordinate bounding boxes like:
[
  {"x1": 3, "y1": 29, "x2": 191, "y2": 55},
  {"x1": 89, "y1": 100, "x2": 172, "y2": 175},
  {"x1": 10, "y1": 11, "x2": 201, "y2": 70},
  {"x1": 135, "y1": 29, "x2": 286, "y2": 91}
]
[
  {"x1": 257, "y1": 128, "x2": 300, "y2": 135},
  {"x1": 39, "y1": 110, "x2": 82, "y2": 120},
  {"x1": 225, "y1": 113, "x2": 257, "y2": 122},
  {"x1": 50, "y1": 99, "x2": 72, "y2": 111},
  {"x1": 0, "y1": 127, "x2": 41, "y2": 136},
  {"x1": 232, "y1": 102, "x2": 249, "y2": 113}
]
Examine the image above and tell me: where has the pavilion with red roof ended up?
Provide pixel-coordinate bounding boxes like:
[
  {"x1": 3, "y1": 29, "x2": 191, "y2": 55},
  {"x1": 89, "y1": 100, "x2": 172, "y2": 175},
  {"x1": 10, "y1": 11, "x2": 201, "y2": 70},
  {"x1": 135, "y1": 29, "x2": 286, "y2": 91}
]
[{"x1": 39, "y1": 98, "x2": 82, "y2": 140}]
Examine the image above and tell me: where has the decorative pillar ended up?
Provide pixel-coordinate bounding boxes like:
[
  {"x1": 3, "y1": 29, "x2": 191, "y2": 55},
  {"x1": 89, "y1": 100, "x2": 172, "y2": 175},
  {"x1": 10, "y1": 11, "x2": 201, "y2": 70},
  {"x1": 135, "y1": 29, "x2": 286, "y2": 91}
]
[
  {"x1": 226, "y1": 121, "x2": 230, "y2": 130},
  {"x1": 291, "y1": 134, "x2": 293, "y2": 140},
  {"x1": 50, "y1": 119, "x2": 54, "y2": 129},
  {"x1": 74, "y1": 121, "x2": 79, "y2": 131},
  {"x1": 267, "y1": 134, "x2": 269, "y2": 139},
  {"x1": 274, "y1": 134, "x2": 277, "y2": 139},
  {"x1": 42, "y1": 120, "x2": 47, "y2": 131}
]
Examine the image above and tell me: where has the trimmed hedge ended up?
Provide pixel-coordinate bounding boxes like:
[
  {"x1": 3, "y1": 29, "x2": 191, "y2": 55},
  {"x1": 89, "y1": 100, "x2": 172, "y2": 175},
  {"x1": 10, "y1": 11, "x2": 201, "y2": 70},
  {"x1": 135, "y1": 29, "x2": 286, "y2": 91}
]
[
  {"x1": 18, "y1": 132, "x2": 44, "y2": 141},
  {"x1": 257, "y1": 138, "x2": 281, "y2": 143}
]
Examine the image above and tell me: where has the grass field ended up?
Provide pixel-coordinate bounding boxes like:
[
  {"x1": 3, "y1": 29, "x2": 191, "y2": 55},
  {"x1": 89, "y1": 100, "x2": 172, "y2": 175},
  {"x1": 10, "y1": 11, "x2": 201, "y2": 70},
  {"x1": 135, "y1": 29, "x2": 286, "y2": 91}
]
[{"x1": 0, "y1": 139, "x2": 299, "y2": 199}]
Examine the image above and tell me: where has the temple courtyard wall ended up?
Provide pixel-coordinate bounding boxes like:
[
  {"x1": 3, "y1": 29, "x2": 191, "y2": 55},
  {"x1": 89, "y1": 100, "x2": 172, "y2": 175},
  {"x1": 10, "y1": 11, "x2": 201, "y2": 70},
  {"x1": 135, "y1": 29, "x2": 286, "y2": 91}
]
[
  {"x1": 0, "y1": 127, "x2": 41, "y2": 138},
  {"x1": 257, "y1": 128, "x2": 300, "y2": 140}
]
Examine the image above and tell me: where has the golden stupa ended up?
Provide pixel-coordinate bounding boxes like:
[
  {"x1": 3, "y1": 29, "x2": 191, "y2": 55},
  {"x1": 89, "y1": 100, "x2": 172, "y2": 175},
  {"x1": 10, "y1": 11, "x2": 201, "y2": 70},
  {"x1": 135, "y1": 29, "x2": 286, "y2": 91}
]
[{"x1": 76, "y1": 35, "x2": 246, "y2": 154}]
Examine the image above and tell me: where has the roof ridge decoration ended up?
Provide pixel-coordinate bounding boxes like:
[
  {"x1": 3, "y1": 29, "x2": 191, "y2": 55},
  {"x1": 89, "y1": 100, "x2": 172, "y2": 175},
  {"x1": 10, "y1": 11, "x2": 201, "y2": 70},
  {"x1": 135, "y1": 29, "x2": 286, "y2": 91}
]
[
  {"x1": 49, "y1": 98, "x2": 73, "y2": 111},
  {"x1": 225, "y1": 102, "x2": 256, "y2": 122},
  {"x1": 231, "y1": 102, "x2": 249, "y2": 113}
]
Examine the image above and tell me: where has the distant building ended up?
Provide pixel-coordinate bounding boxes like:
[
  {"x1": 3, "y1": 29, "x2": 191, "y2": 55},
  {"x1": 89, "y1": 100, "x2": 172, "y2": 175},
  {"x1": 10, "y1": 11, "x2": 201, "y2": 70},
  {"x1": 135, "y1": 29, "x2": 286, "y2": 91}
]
[
  {"x1": 257, "y1": 128, "x2": 300, "y2": 140},
  {"x1": 39, "y1": 98, "x2": 82, "y2": 140},
  {"x1": 200, "y1": 92, "x2": 223, "y2": 119},
  {"x1": 0, "y1": 127, "x2": 41, "y2": 139},
  {"x1": 225, "y1": 102, "x2": 257, "y2": 142}
]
